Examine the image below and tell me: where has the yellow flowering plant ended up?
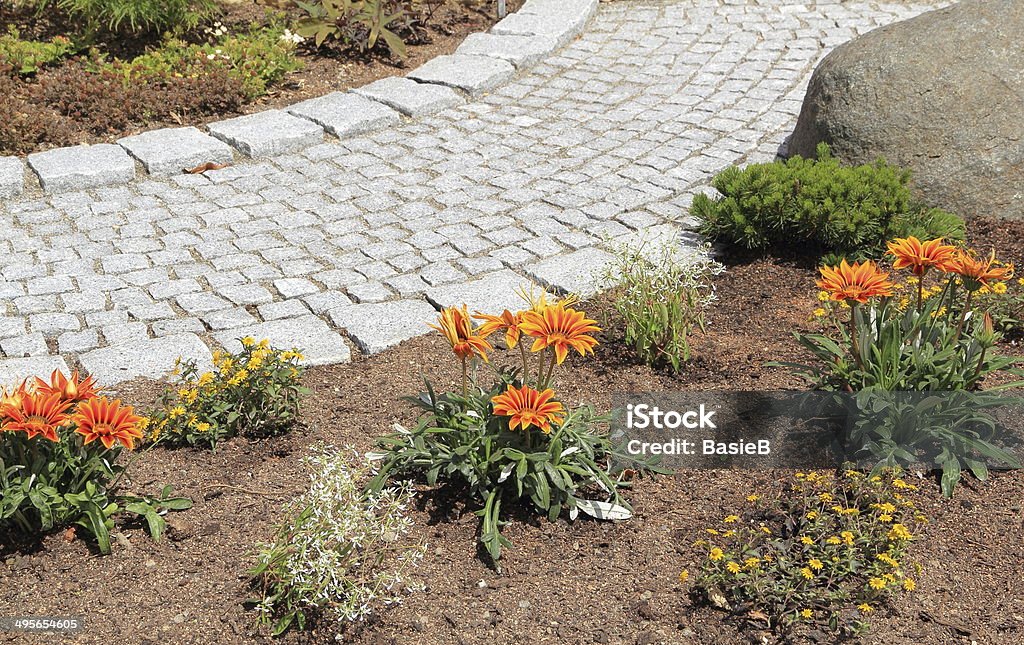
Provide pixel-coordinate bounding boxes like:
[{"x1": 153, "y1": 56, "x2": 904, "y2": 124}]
[
  {"x1": 688, "y1": 469, "x2": 925, "y2": 638},
  {"x1": 148, "y1": 337, "x2": 308, "y2": 449},
  {"x1": 367, "y1": 285, "x2": 647, "y2": 565}
]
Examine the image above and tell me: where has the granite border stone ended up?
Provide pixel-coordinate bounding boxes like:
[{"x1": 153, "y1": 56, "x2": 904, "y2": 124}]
[{"x1": 118, "y1": 127, "x2": 235, "y2": 176}]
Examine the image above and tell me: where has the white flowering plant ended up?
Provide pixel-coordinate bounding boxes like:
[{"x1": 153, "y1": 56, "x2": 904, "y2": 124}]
[{"x1": 249, "y1": 446, "x2": 426, "y2": 637}]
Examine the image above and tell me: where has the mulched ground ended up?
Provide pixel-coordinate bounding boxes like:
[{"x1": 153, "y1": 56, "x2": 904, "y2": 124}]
[{"x1": 2, "y1": 218, "x2": 1023, "y2": 644}]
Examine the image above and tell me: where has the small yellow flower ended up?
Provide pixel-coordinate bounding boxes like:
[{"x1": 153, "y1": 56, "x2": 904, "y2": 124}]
[
  {"x1": 258, "y1": 339, "x2": 270, "y2": 349},
  {"x1": 857, "y1": 603, "x2": 873, "y2": 614},
  {"x1": 817, "y1": 290, "x2": 830, "y2": 302},
  {"x1": 241, "y1": 336, "x2": 256, "y2": 346},
  {"x1": 809, "y1": 558, "x2": 823, "y2": 571},
  {"x1": 800, "y1": 609, "x2": 812, "y2": 619},
  {"x1": 877, "y1": 553, "x2": 899, "y2": 567},
  {"x1": 195, "y1": 422, "x2": 211, "y2": 433},
  {"x1": 197, "y1": 372, "x2": 214, "y2": 387},
  {"x1": 759, "y1": 526, "x2": 771, "y2": 535},
  {"x1": 993, "y1": 281, "x2": 1007, "y2": 294},
  {"x1": 746, "y1": 494, "x2": 760, "y2": 502},
  {"x1": 744, "y1": 557, "x2": 760, "y2": 569},
  {"x1": 806, "y1": 511, "x2": 819, "y2": 520},
  {"x1": 799, "y1": 567, "x2": 813, "y2": 580},
  {"x1": 169, "y1": 405, "x2": 186, "y2": 419},
  {"x1": 818, "y1": 492, "x2": 833, "y2": 502},
  {"x1": 726, "y1": 561, "x2": 742, "y2": 574},
  {"x1": 705, "y1": 528, "x2": 720, "y2": 535},
  {"x1": 826, "y1": 536, "x2": 842, "y2": 545},
  {"x1": 800, "y1": 536, "x2": 813, "y2": 545},
  {"x1": 887, "y1": 524, "x2": 913, "y2": 541},
  {"x1": 841, "y1": 531, "x2": 855, "y2": 546},
  {"x1": 724, "y1": 515, "x2": 739, "y2": 523},
  {"x1": 903, "y1": 578, "x2": 916, "y2": 591},
  {"x1": 868, "y1": 577, "x2": 886, "y2": 590},
  {"x1": 709, "y1": 547, "x2": 724, "y2": 562},
  {"x1": 812, "y1": 307, "x2": 827, "y2": 318},
  {"x1": 879, "y1": 514, "x2": 894, "y2": 523},
  {"x1": 722, "y1": 530, "x2": 736, "y2": 537},
  {"x1": 679, "y1": 569, "x2": 689, "y2": 583}
]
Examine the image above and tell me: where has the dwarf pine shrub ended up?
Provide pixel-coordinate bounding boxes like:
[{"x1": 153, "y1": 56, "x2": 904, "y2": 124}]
[{"x1": 693, "y1": 143, "x2": 964, "y2": 261}]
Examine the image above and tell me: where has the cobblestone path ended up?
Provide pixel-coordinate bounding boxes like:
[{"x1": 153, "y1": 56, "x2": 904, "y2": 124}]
[{"x1": 0, "y1": 0, "x2": 946, "y2": 384}]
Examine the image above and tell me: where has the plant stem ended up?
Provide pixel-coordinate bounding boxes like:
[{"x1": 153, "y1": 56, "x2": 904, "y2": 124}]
[
  {"x1": 460, "y1": 356, "x2": 468, "y2": 398},
  {"x1": 518, "y1": 341, "x2": 529, "y2": 385},
  {"x1": 954, "y1": 290, "x2": 974, "y2": 342},
  {"x1": 849, "y1": 303, "x2": 865, "y2": 370},
  {"x1": 916, "y1": 279, "x2": 923, "y2": 312}
]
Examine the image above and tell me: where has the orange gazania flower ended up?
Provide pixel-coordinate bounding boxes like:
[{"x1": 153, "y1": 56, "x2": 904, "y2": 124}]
[
  {"x1": 886, "y1": 237, "x2": 957, "y2": 276},
  {"x1": 34, "y1": 369, "x2": 98, "y2": 403},
  {"x1": 430, "y1": 305, "x2": 493, "y2": 362},
  {"x1": 2, "y1": 391, "x2": 73, "y2": 442},
  {"x1": 491, "y1": 385, "x2": 565, "y2": 433},
  {"x1": 518, "y1": 303, "x2": 600, "y2": 364},
  {"x1": 947, "y1": 249, "x2": 1013, "y2": 291},
  {"x1": 73, "y1": 397, "x2": 144, "y2": 450},
  {"x1": 474, "y1": 310, "x2": 521, "y2": 349},
  {"x1": 816, "y1": 260, "x2": 895, "y2": 304}
]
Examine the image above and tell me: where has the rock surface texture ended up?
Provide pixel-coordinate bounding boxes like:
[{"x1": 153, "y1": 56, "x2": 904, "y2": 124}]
[{"x1": 788, "y1": 0, "x2": 1024, "y2": 219}]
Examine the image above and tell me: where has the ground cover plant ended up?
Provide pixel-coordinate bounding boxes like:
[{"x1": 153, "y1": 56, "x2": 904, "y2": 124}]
[
  {"x1": 689, "y1": 469, "x2": 925, "y2": 639},
  {"x1": 366, "y1": 287, "x2": 642, "y2": 564},
  {"x1": 693, "y1": 143, "x2": 965, "y2": 262}
]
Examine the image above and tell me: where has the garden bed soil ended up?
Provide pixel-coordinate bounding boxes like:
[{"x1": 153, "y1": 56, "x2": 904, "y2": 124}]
[
  {"x1": 2, "y1": 218, "x2": 1024, "y2": 644},
  {"x1": 0, "y1": 0, "x2": 521, "y2": 154}
]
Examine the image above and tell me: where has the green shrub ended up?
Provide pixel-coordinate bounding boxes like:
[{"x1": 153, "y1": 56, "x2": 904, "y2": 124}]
[
  {"x1": 0, "y1": 27, "x2": 76, "y2": 75},
  {"x1": 604, "y1": 240, "x2": 724, "y2": 372},
  {"x1": 31, "y1": 0, "x2": 219, "y2": 38},
  {"x1": 693, "y1": 143, "x2": 965, "y2": 260}
]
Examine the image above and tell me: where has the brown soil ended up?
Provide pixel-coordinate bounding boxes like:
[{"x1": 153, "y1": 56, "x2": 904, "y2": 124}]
[
  {"x1": 2, "y1": 219, "x2": 1023, "y2": 645},
  {"x1": 0, "y1": 0, "x2": 521, "y2": 154}
]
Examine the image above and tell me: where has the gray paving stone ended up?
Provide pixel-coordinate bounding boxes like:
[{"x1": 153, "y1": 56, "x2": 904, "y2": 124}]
[
  {"x1": 80, "y1": 333, "x2": 213, "y2": 385},
  {"x1": 0, "y1": 356, "x2": 70, "y2": 388},
  {"x1": 425, "y1": 269, "x2": 529, "y2": 314},
  {"x1": 202, "y1": 307, "x2": 259, "y2": 330},
  {"x1": 287, "y1": 92, "x2": 401, "y2": 139},
  {"x1": 103, "y1": 322, "x2": 149, "y2": 344},
  {"x1": 1, "y1": 333, "x2": 49, "y2": 358},
  {"x1": 0, "y1": 317, "x2": 27, "y2": 339},
  {"x1": 219, "y1": 283, "x2": 274, "y2": 306},
  {"x1": 214, "y1": 315, "x2": 351, "y2": 366},
  {"x1": 408, "y1": 54, "x2": 515, "y2": 97},
  {"x1": 0, "y1": 157, "x2": 25, "y2": 199},
  {"x1": 30, "y1": 313, "x2": 80, "y2": 335},
  {"x1": 274, "y1": 278, "x2": 319, "y2": 299},
  {"x1": 258, "y1": 299, "x2": 310, "y2": 320},
  {"x1": 346, "y1": 282, "x2": 393, "y2": 304},
  {"x1": 329, "y1": 300, "x2": 437, "y2": 354},
  {"x1": 27, "y1": 144, "x2": 135, "y2": 193},
  {"x1": 207, "y1": 110, "x2": 324, "y2": 158},
  {"x1": 303, "y1": 291, "x2": 353, "y2": 315},
  {"x1": 58, "y1": 329, "x2": 100, "y2": 353},
  {"x1": 352, "y1": 77, "x2": 465, "y2": 118},
  {"x1": 456, "y1": 33, "x2": 559, "y2": 69},
  {"x1": 118, "y1": 127, "x2": 234, "y2": 176},
  {"x1": 525, "y1": 247, "x2": 614, "y2": 297}
]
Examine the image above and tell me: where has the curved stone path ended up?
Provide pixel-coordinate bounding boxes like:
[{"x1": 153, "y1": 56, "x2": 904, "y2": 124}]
[{"x1": 0, "y1": 0, "x2": 946, "y2": 385}]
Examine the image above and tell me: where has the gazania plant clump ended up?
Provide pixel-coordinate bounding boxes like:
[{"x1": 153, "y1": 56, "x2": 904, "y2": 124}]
[
  {"x1": 688, "y1": 469, "x2": 925, "y2": 638},
  {"x1": 786, "y1": 237, "x2": 1022, "y2": 496},
  {"x1": 367, "y1": 285, "x2": 642, "y2": 563},
  {"x1": 0, "y1": 370, "x2": 151, "y2": 552},
  {"x1": 148, "y1": 337, "x2": 308, "y2": 449}
]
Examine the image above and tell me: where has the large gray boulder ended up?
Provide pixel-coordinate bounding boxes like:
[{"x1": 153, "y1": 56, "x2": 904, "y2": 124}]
[{"x1": 788, "y1": 0, "x2": 1024, "y2": 219}]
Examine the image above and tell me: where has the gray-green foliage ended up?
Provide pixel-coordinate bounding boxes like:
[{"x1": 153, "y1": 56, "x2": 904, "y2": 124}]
[
  {"x1": 693, "y1": 143, "x2": 965, "y2": 260},
  {"x1": 604, "y1": 240, "x2": 724, "y2": 373}
]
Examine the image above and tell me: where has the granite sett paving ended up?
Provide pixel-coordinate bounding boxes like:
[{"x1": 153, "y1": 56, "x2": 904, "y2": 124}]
[{"x1": 0, "y1": 0, "x2": 948, "y2": 383}]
